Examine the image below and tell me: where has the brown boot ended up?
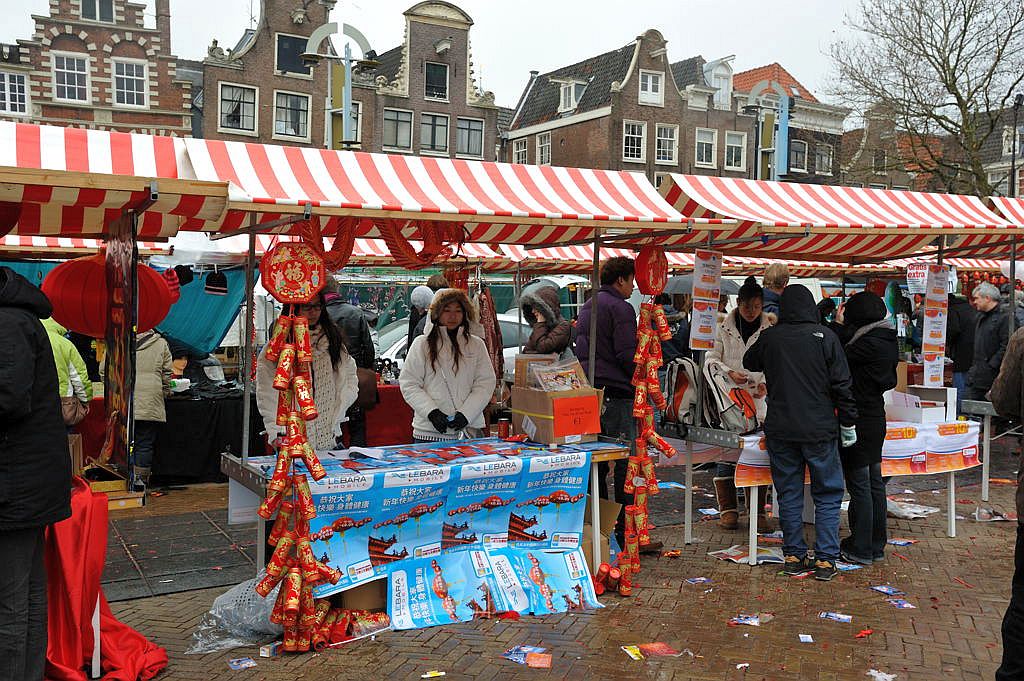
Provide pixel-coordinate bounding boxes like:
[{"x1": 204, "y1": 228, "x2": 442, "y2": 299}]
[
  {"x1": 755, "y1": 486, "x2": 773, "y2": 531},
  {"x1": 714, "y1": 477, "x2": 739, "y2": 530}
]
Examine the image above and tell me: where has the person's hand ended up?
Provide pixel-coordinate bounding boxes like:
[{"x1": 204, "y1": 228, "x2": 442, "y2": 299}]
[
  {"x1": 450, "y1": 412, "x2": 469, "y2": 431},
  {"x1": 428, "y1": 409, "x2": 450, "y2": 433},
  {"x1": 727, "y1": 370, "x2": 749, "y2": 385},
  {"x1": 840, "y1": 425, "x2": 858, "y2": 448},
  {"x1": 754, "y1": 383, "x2": 767, "y2": 398},
  {"x1": 835, "y1": 303, "x2": 845, "y2": 325}
]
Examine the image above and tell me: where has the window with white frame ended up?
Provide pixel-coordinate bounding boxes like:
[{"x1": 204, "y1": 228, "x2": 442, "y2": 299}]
[
  {"x1": 112, "y1": 59, "x2": 147, "y2": 107},
  {"x1": 654, "y1": 171, "x2": 670, "y2": 189},
  {"x1": 275, "y1": 33, "x2": 312, "y2": 77},
  {"x1": 383, "y1": 109, "x2": 413, "y2": 149},
  {"x1": 872, "y1": 149, "x2": 887, "y2": 173},
  {"x1": 712, "y1": 72, "x2": 732, "y2": 110},
  {"x1": 639, "y1": 70, "x2": 663, "y2": 106},
  {"x1": 814, "y1": 143, "x2": 833, "y2": 175},
  {"x1": 52, "y1": 53, "x2": 89, "y2": 103},
  {"x1": 989, "y1": 171, "x2": 1010, "y2": 196},
  {"x1": 0, "y1": 72, "x2": 28, "y2": 114},
  {"x1": 725, "y1": 131, "x2": 746, "y2": 170},
  {"x1": 456, "y1": 118, "x2": 484, "y2": 157},
  {"x1": 655, "y1": 124, "x2": 677, "y2": 164},
  {"x1": 425, "y1": 62, "x2": 449, "y2": 101},
  {"x1": 420, "y1": 113, "x2": 449, "y2": 153},
  {"x1": 558, "y1": 82, "x2": 587, "y2": 112},
  {"x1": 536, "y1": 132, "x2": 551, "y2": 165},
  {"x1": 868, "y1": 183, "x2": 887, "y2": 190},
  {"x1": 1003, "y1": 126, "x2": 1022, "y2": 157},
  {"x1": 789, "y1": 139, "x2": 808, "y2": 172},
  {"x1": 81, "y1": 0, "x2": 113, "y2": 22},
  {"x1": 219, "y1": 83, "x2": 256, "y2": 133},
  {"x1": 274, "y1": 91, "x2": 310, "y2": 139},
  {"x1": 623, "y1": 121, "x2": 646, "y2": 162},
  {"x1": 512, "y1": 138, "x2": 527, "y2": 164},
  {"x1": 695, "y1": 128, "x2": 716, "y2": 167}
]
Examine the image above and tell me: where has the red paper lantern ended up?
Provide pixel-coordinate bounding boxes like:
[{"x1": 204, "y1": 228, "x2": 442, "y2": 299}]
[
  {"x1": 635, "y1": 245, "x2": 668, "y2": 295},
  {"x1": 41, "y1": 254, "x2": 174, "y2": 338}
]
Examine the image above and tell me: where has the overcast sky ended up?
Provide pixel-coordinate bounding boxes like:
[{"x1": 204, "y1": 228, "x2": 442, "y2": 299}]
[{"x1": 3, "y1": 0, "x2": 862, "y2": 108}]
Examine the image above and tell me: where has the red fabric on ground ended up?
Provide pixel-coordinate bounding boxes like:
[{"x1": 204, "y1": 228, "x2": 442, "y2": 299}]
[
  {"x1": 76, "y1": 397, "x2": 107, "y2": 465},
  {"x1": 45, "y1": 478, "x2": 168, "y2": 680}
]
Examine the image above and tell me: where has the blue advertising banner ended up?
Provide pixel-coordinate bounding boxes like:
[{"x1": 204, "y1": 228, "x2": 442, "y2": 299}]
[
  {"x1": 372, "y1": 466, "x2": 451, "y2": 575},
  {"x1": 486, "y1": 548, "x2": 601, "y2": 616},
  {"x1": 510, "y1": 451, "x2": 589, "y2": 550},
  {"x1": 308, "y1": 470, "x2": 380, "y2": 598},
  {"x1": 388, "y1": 550, "x2": 501, "y2": 629},
  {"x1": 445, "y1": 457, "x2": 523, "y2": 552}
]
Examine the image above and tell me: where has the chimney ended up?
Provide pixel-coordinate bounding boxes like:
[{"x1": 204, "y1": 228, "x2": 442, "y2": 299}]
[{"x1": 155, "y1": 0, "x2": 171, "y2": 52}]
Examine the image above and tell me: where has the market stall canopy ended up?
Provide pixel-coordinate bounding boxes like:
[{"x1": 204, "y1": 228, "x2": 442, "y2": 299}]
[
  {"x1": 0, "y1": 235, "x2": 168, "y2": 258},
  {"x1": 180, "y1": 138, "x2": 695, "y2": 243},
  {"x1": 0, "y1": 123, "x2": 228, "y2": 237},
  {"x1": 649, "y1": 174, "x2": 1022, "y2": 261}
]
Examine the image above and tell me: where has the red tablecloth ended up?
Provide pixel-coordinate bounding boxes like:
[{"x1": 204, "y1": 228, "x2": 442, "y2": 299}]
[
  {"x1": 362, "y1": 383, "x2": 414, "y2": 446},
  {"x1": 45, "y1": 478, "x2": 167, "y2": 680}
]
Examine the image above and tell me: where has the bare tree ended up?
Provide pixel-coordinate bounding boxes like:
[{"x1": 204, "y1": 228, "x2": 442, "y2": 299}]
[{"x1": 830, "y1": 0, "x2": 1024, "y2": 195}]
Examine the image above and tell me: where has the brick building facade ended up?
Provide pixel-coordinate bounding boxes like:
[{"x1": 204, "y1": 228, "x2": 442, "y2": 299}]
[
  {"x1": 0, "y1": 0, "x2": 191, "y2": 135},
  {"x1": 198, "y1": 0, "x2": 334, "y2": 147},
  {"x1": 340, "y1": 1, "x2": 500, "y2": 160}
]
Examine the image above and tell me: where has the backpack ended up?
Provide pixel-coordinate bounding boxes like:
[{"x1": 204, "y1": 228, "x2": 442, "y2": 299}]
[
  {"x1": 702, "y1": 362, "x2": 760, "y2": 434},
  {"x1": 664, "y1": 357, "x2": 700, "y2": 426}
]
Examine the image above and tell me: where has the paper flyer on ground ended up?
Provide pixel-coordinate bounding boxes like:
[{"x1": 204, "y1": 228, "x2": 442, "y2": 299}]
[
  {"x1": 509, "y1": 451, "x2": 590, "y2": 550},
  {"x1": 308, "y1": 469, "x2": 381, "y2": 597},
  {"x1": 388, "y1": 550, "x2": 502, "y2": 629},
  {"x1": 371, "y1": 466, "x2": 451, "y2": 575},
  {"x1": 486, "y1": 548, "x2": 601, "y2": 616},
  {"x1": 444, "y1": 457, "x2": 524, "y2": 552}
]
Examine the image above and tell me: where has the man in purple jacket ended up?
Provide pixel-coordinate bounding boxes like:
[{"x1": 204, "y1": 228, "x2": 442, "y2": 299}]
[{"x1": 575, "y1": 256, "x2": 637, "y2": 546}]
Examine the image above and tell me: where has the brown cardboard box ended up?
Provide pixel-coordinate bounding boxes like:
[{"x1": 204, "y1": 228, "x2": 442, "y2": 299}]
[
  {"x1": 83, "y1": 463, "x2": 128, "y2": 493},
  {"x1": 339, "y1": 578, "x2": 387, "y2": 611},
  {"x1": 582, "y1": 495, "x2": 622, "y2": 571},
  {"x1": 511, "y1": 386, "x2": 602, "y2": 445},
  {"x1": 106, "y1": 490, "x2": 145, "y2": 510},
  {"x1": 68, "y1": 434, "x2": 83, "y2": 476},
  {"x1": 514, "y1": 353, "x2": 558, "y2": 387},
  {"x1": 896, "y1": 361, "x2": 908, "y2": 394}
]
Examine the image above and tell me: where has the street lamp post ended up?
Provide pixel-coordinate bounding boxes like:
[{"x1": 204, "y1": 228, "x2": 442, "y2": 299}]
[
  {"x1": 742, "y1": 104, "x2": 760, "y2": 180},
  {"x1": 302, "y1": 22, "x2": 377, "y2": 149}
]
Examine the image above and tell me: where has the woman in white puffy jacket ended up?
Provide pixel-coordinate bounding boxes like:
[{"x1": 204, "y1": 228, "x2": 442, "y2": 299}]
[
  {"x1": 706, "y1": 276, "x2": 775, "y2": 530},
  {"x1": 400, "y1": 288, "x2": 496, "y2": 442}
]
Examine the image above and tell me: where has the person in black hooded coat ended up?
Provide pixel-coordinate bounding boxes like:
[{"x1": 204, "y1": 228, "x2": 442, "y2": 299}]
[
  {"x1": 830, "y1": 291, "x2": 898, "y2": 565},
  {"x1": 0, "y1": 266, "x2": 70, "y2": 681}
]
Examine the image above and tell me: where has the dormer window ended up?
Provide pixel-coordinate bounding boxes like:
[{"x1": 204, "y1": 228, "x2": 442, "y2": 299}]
[
  {"x1": 558, "y1": 81, "x2": 587, "y2": 113},
  {"x1": 425, "y1": 62, "x2": 449, "y2": 101},
  {"x1": 704, "y1": 56, "x2": 735, "y2": 111},
  {"x1": 81, "y1": 0, "x2": 113, "y2": 22},
  {"x1": 639, "y1": 70, "x2": 663, "y2": 106}
]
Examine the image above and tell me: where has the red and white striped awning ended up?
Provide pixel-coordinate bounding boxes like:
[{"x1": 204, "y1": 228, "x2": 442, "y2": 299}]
[
  {"x1": 0, "y1": 123, "x2": 227, "y2": 237},
  {"x1": 0, "y1": 235, "x2": 168, "y2": 258},
  {"x1": 181, "y1": 138, "x2": 688, "y2": 244},
  {"x1": 655, "y1": 174, "x2": 1022, "y2": 260}
]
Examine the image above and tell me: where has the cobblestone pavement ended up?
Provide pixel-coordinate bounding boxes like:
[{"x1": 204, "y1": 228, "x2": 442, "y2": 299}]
[{"x1": 109, "y1": 470, "x2": 1018, "y2": 681}]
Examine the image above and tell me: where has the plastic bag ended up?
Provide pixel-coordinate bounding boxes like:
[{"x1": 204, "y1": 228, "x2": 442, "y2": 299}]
[
  {"x1": 185, "y1": 572, "x2": 283, "y2": 655},
  {"x1": 528, "y1": 358, "x2": 588, "y2": 391}
]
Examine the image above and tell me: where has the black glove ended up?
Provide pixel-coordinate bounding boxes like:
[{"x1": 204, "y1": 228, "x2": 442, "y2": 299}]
[
  {"x1": 450, "y1": 412, "x2": 469, "y2": 431},
  {"x1": 428, "y1": 409, "x2": 450, "y2": 433}
]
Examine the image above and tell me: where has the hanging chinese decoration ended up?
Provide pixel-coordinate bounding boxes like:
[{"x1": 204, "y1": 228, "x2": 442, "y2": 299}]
[
  {"x1": 617, "y1": 263, "x2": 677, "y2": 597},
  {"x1": 254, "y1": 240, "x2": 348, "y2": 653},
  {"x1": 634, "y1": 245, "x2": 668, "y2": 296},
  {"x1": 379, "y1": 219, "x2": 462, "y2": 270}
]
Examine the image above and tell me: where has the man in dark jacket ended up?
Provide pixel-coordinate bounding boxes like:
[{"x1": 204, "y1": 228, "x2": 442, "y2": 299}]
[
  {"x1": 967, "y1": 282, "x2": 1009, "y2": 401},
  {"x1": 947, "y1": 292, "x2": 977, "y2": 412},
  {"x1": 574, "y1": 256, "x2": 638, "y2": 546},
  {"x1": 0, "y1": 267, "x2": 70, "y2": 680},
  {"x1": 324, "y1": 290, "x2": 375, "y2": 447},
  {"x1": 743, "y1": 284, "x2": 857, "y2": 581}
]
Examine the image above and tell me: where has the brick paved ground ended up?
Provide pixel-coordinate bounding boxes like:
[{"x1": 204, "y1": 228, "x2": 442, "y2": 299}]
[{"x1": 109, "y1": 473, "x2": 1017, "y2": 681}]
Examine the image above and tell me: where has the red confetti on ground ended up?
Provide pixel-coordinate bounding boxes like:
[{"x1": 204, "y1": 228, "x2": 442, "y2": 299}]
[
  {"x1": 498, "y1": 612, "x2": 520, "y2": 620},
  {"x1": 956, "y1": 499, "x2": 976, "y2": 504},
  {"x1": 953, "y1": 577, "x2": 975, "y2": 589},
  {"x1": 855, "y1": 629, "x2": 873, "y2": 638},
  {"x1": 149, "y1": 491, "x2": 166, "y2": 497},
  {"x1": 892, "y1": 552, "x2": 910, "y2": 561}
]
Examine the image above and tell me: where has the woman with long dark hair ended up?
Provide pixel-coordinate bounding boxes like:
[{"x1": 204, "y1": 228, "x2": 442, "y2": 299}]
[
  {"x1": 400, "y1": 288, "x2": 496, "y2": 442},
  {"x1": 256, "y1": 292, "x2": 359, "y2": 449}
]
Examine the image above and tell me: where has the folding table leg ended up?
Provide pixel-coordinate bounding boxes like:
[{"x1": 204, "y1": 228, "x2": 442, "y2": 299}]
[
  {"x1": 91, "y1": 594, "x2": 100, "y2": 678},
  {"x1": 747, "y1": 485, "x2": 759, "y2": 566},
  {"x1": 948, "y1": 471, "x2": 956, "y2": 538},
  {"x1": 256, "y1": 519, "x2": 267, "y2": 577},
  {"x1": 982, "y1": 414, "x2": 992, "y2": 503},
  {"x1": 684, "y1": 442, "x2": 693, "y2": 545},
  {"x1": 590, "y1": 459, "x2": 601, "y2": 570}
]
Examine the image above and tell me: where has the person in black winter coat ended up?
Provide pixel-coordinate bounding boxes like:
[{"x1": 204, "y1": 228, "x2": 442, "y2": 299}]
[
  {"x1": 743, "y1": 284, "x2": 857, "y2": 581},
  {"x1": 830, "y1": 292, "x2": 898, "y2": 565},
  {"x1": 0, "y1": 267, "x2": 70, "y2": 681},
  {"x1": 967, "y1": 282, "x2": 1009, "y2": 401},
  {"x1": 324, "y1": 290, "x2": 375, "y2": 447},
  {"x1": 947, "y1": 292, "x2": 977, "y2": 412}
]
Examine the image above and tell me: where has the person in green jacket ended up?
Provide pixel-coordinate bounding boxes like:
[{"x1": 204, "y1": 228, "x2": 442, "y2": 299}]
[{"x1": 42, "y1": 318, "x2": 92, "y2": 425}]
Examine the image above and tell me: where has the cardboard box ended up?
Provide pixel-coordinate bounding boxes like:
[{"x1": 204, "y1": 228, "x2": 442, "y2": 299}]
[
  {"x1": 582, "y1": 495, "x2": 621, "y2": 571},
  {"x1": 884, "y1": 386, "x2": 957, "y2": 423},
  {"x1": 339, "y1": 577, "x2": 387, "y2": 611},
  {"x1": 68, "y1": 434, "x2": 83, "y2": 476},
  {"x1": 106, "y1": 490, "x2": 145, "y2": 510},
  {"x1": 511, "y1": 386, "x2": 602, "y2": 445},
  {"x1": 83, "y1": 463, "x2": 128, "y2": 493},
  {"x1": 514, "y1": 353, "x2": 559, "y2": 388}
]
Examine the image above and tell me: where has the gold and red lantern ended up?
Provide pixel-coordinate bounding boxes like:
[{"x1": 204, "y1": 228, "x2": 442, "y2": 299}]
[{"x1": 634, "y1": 245, "x2": 668, "y2": 296}]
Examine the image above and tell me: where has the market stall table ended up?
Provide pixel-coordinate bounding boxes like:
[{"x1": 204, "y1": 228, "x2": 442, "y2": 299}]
[
  {"x1": 962, "y1": 399, "x2": 1020, "y2": 502},
  {"x1": 663, "y1": 421, "x2": 979, "y2": 565}
]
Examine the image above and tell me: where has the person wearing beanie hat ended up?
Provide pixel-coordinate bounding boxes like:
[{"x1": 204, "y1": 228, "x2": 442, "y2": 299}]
[
  {"x1": 407, "y1": 285, "x2": 436, "y2": 353},
  {"x1": 743, "y1": 284, "x2": 857, "y2": 582},
  {"x1": 400, "y1": 288, "x2": 496, "y2": 442},
  {"x1": 829, "y1": 291, "x2": 898, "y2": 565},
  {"x1": 705, "y1": 275, "x2": 775, "y2": 530}
]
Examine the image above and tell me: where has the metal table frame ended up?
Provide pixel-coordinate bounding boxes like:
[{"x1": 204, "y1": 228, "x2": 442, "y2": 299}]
[{"x1": 962, "y1": 399, "x2": 1021, "y2": 502}]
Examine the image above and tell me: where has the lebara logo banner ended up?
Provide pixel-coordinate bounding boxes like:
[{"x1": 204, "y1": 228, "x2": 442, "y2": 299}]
[
  {"x1": 510, "y1": 452, "x2": 590, "y2": 550},
  {"x1": 308, "y1": 470, "x2": 382, "y2": 597},
  {"x1": 388, "y1": 551, "x2": 501, "y2": 630},
  {"x1": 445, "y1": 458, "x2": 524, "y2": 552}
]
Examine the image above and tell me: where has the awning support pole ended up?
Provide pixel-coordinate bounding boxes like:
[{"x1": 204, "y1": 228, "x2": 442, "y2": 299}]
[
  {"x1": 210, "y1": 203, "x2": 312, "y2": 240},
  {"x1": 588, "y1": 228, "x2": 601, "y2": 571},
  {"x1": 241, "y1": 219, "x2": 256, "y2": 465},
  {"x1": 516, "y1": 262, "x2": 524, "y2": 353},
  {"x1": 1011, "y1": 238, "x2": 1017, "y2": 337}
]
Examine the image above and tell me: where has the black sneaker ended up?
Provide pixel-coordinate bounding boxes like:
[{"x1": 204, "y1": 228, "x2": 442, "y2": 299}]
[
  {"x1": 840, "y1": 550, "x2": 873, "y2": 566},
  {"x1": 783, "y1": 555, "x2": 811, "y2": 576},
  {"x1": 814, "y1": 559, "x2": 838, "y2": 581}
]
